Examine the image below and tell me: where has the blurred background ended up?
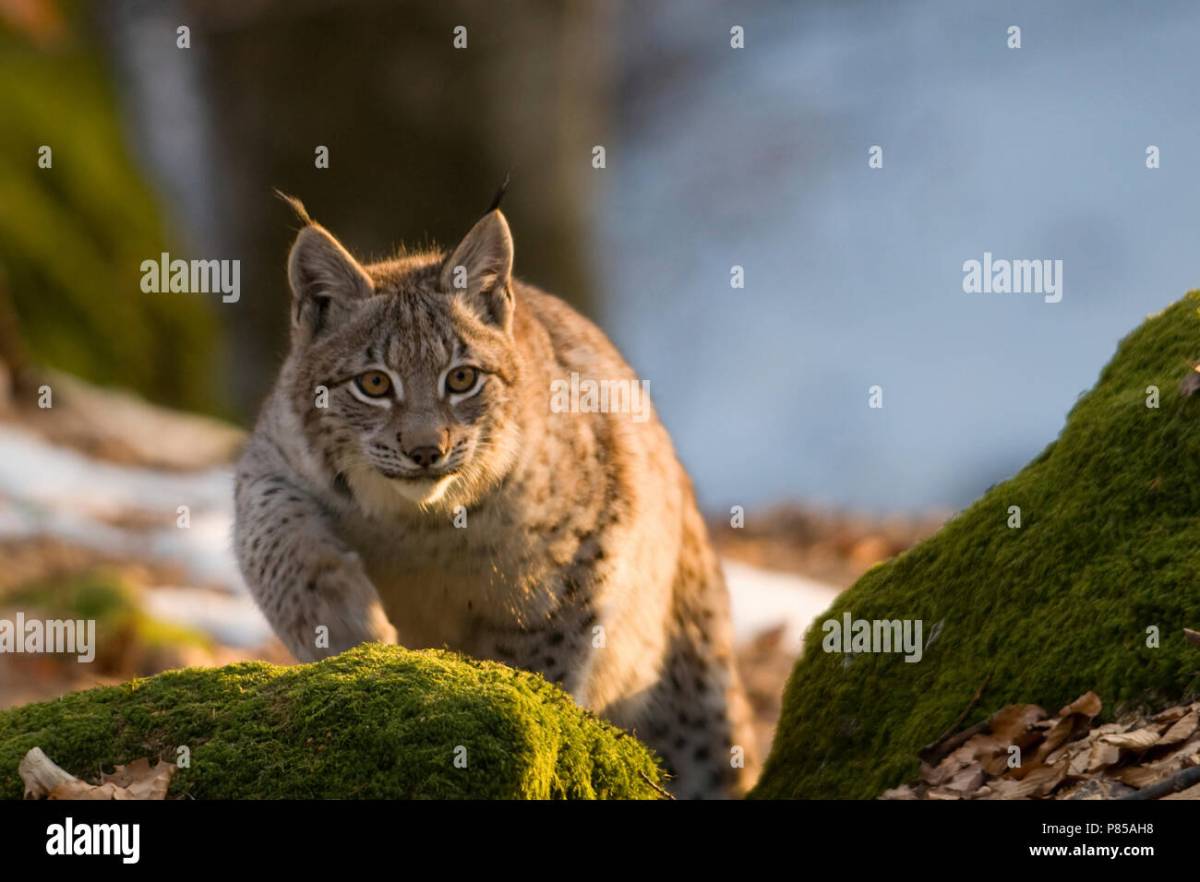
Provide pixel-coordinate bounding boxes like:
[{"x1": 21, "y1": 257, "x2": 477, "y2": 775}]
[{"x1": 1, "y1": 0, "x2": 1198, "y2": 754}]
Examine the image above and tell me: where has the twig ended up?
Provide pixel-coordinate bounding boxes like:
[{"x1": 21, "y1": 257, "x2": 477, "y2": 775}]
[
  {"x1": 1119, "y1": 764, "x2": 1200, "y2": 800},
  {"x1": 639, "y1": 770, "x2": 676, "y2": 800},
  {"x1": 919, "y1": 670, "x2": 993, "y2": 764}
]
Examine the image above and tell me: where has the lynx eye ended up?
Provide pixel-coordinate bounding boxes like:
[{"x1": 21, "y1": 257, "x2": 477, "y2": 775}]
[
  {"x1": 445, "y1": 366, "x2": 479, "y2": 395},
  {"x1": 354, "y1": 370, "x2": 393, "y2": 398}
]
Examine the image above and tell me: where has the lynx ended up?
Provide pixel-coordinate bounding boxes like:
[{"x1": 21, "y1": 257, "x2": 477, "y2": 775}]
[{"x1": 233, "y1": 196, "x2": 755, "y2": 797}]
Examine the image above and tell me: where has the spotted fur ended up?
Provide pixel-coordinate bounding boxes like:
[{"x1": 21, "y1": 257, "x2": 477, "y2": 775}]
[{"x1": 233, "y1": 202, "x2": 756, "y2": 797}]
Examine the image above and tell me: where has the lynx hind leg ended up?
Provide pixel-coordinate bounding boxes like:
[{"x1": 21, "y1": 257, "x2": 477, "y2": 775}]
[
  {"x1": 636, "y1": 630, "x2": 757, "y2": 799},
  {"x1": 637, "y1": 509, "x2": 758, "y2": 798}
]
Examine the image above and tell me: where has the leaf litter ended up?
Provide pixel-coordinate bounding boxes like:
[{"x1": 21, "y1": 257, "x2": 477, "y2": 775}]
[{"x1": 881, "y1": 692, "x2": 1200, "y2": 800}]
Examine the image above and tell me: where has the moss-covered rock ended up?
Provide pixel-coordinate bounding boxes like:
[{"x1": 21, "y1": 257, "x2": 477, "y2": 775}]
[
  {"x1": 753, "y1": 292, "x2": 1200, "y2": 799},
  {"x1": 0, "y1": 644, "x2": 665, "y2": 799}
]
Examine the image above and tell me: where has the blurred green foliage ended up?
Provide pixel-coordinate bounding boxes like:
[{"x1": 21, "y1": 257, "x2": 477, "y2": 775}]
[
  {"x1": 0, "y1": 17, "x2": 219, "y2": 413},
  {"x1": 8, "y1": 568, "x2": 211, "y2": 671}
]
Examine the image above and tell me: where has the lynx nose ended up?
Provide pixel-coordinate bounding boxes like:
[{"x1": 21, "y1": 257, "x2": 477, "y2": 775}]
[{"x1": 405, "y1": 445, "x2": 444, "y2": 468}]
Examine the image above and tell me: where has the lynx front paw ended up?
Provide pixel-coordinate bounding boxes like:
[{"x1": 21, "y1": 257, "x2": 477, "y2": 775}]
[{"x1": 287, "y1": 550, "x2": 397, "y2": 661}]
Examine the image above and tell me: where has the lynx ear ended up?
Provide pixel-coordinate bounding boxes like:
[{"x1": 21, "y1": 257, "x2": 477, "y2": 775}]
[
  {"x1": 440, "y1": 210, "x2": 514, "y2": 330},
  {"x1": 287, "y1": 223, "x2": 373, "y2": 338}
]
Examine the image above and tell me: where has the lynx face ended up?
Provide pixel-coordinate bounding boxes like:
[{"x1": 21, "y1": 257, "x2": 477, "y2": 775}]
[{"x1": 284, "y1": 204, "x2": 522, "y2": 513}]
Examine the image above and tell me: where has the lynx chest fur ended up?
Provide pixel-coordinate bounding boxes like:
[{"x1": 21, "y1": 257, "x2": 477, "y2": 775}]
[{"x1": 234, "y1": 197, "x2": 755, "y2": 797}]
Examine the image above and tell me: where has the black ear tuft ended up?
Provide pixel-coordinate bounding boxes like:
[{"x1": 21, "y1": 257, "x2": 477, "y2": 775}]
[
  {"x1": 486, "y1": 172, "x2": 511, "y2": 215},
  {"x1": 274, "y1": 189, "x2": 313, "y2": 226}
]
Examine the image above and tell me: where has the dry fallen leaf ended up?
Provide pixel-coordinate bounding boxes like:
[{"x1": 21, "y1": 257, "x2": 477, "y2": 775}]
[
  {"x1": 1082, "y1": 739, "x2": 1121, "y2": 774},
  {"x1": 101, "y1": 757, "x2": 175, "y2": 801},
  {"x1": 946, "y1": 761, "x2": 986, "y2": 795},
  {"x1": 1113, "y1": 765, "x2": 1167, "y2": 789},
  {"x1": 19, "y1": 747, "x2": 175, "y2": 801},
  {"x1": 919, "y1": 761, "x2": 946, "y2": 786},
  {"x1": 1152, "y1": 705, "x2": 1188, "y2": 724},
  {"x1": 989, "y1": 704, "x2": 1047, "y2": 745},
  {"x1": 1059, "y1": 692, "x2": 1102, "y2": 719},
  {"x1": 49, "y1": 781, "x2": 128, "y2": 801},
  {"x1": 952, "y1": 733, "x2": 1010, "y2": 777},
  {"x1": 1156, "y1": 711, "x2": 1199, "y2": 748},
  {"x1": 1019, "y1": 692, "x2": 1102, "y2": 772},
  {"x1": 1011, "y1": 760, "x2": 1070, "y2": 798},
  {"x1": 1100, "y1": 727, "x2": 1161, "y2": 752},
  {"x1": 1165, "y1": 742, "x2": 1200, "y2": 767}
]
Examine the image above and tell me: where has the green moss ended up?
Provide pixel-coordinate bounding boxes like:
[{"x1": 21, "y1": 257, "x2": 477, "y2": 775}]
[
  {"x1": 753, "y1": 292, "x2": 1200, "y2": 799},
  {"x1": 0, "y1": 644, "x2": 665, "y2": 799},
  {"x1": 0, "y1": 15, "x2": 220, "y2": 414}
]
